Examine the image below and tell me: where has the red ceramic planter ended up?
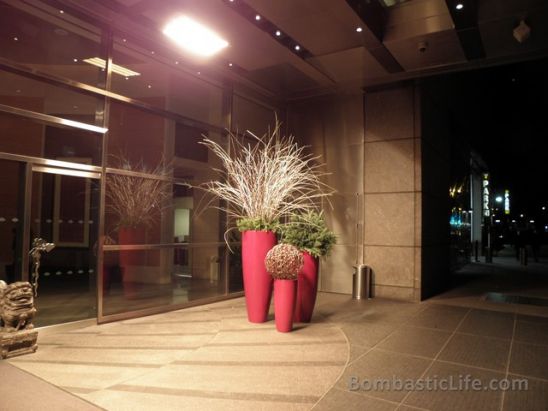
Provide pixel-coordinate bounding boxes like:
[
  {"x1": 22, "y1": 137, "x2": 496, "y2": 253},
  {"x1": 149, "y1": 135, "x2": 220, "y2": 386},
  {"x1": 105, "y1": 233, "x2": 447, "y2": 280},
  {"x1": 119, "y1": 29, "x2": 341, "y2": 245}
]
[
  {"x1": 118, "y1": 227, "x2": 146, "y2": 299},
  {"x1": 294, "y1": 252, "x2": 320, "y2": 323},
  {"x1": 241, "y1": 230, "x2": 276, "y2": 323},
  {"x1": 274, "y1": 278, "x2": 297, "y2": 332}
]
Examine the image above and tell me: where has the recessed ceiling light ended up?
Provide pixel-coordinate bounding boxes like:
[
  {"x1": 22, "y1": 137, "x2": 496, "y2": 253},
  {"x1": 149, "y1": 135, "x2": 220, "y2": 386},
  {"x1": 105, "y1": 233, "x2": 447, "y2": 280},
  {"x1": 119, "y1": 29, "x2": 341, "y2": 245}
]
[
  {"x1": 455, "y1": 3, "x2": 463, "y2": 10},
  {"x1": 13, "y1": 37, "x2": 18, "y2": 41},
  {"x1": 175, "y1": 61, "x2": 179, "y2": 64},
  {"x1": 83, "y1": 57, "x2": 140, "y2": 77},
  {"x1": 59, "y1": 9, "x2": 64, "y2": 14},
  {"x1": 356, "y1": 27, "x2": 363, "y2": 32},
  {"x1": 275, "y1": 30, "x2": 281, "y2": 36},
  {"x1": 122, "y1": 38, "x2": 127, "y2": 42},
  {"x1": 147, "y1": 84, "x2": 152, "y2": 88},
  {"x1": 228, "y1": 62, "x2": 233, "y2": 66},
  {"x1": 255, "y1": 15, "x2": 261, "y2": 21},
  {"x1": 163, "y1": 16, "x2": 229, "y2": 57},
  {"x1": 73, "y1": 58, "x2": 78, "y2": 62},
  {"x1": 294, "y1": 45, "x2": 300, "y2": 51}
]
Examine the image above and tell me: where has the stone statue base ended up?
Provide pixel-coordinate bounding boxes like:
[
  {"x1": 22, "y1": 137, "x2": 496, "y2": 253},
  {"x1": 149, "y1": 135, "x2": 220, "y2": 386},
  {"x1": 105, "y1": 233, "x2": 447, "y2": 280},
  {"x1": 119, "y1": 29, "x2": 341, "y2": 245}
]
[{"x1": 0, "y1": 329, "x2": 38, "y2": 359}]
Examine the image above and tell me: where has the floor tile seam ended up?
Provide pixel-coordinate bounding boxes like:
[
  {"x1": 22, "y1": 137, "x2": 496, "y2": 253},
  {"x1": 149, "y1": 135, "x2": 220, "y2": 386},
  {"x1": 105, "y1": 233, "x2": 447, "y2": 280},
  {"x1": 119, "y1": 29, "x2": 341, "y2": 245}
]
[
  {"x1": 397, "y1": 307, "x2": 472, "y2": 408},
  {"x1": 500, "y1": 312, "x2": 518, "y2": 411},
  {"x1": 395, "y1": 402, "x2": 430, "y2": 411},
  {"x1": 346, "y1": 317, "x2": 409, "y2": 367},
  {"x1": 452, "y1": 330, "x2": 513, "y2": 342},
  {"x1": 509, "y1": 339, "x2": 548, "y2": 349},
  {"x1": 105, "y1": 384, "x2": 320, "y2": 404},
  {"x1": 5, "y1": 364, "x2": 109, "y2": 410},
  {"x1": 505, "y1": 371, "x2": 548, "y2": 383},
  {"x1": 335, "y1": 386, "x2": 415, "y2": 410},
  {"x1": 97, "y1": 325, "x2": 220, "y2": 394},
  {"x1": 9, "y1": 359, "x2": 164, "y2": 368},
  {"x1": 308, "y1": 326, "x2": 352, "y2": 410}
]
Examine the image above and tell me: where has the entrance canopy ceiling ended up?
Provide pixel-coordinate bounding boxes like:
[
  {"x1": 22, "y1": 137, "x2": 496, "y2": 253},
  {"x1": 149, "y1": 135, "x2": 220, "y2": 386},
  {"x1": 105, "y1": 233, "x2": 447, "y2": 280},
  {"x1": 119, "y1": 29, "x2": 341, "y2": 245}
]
[{"x1": 47, "y1": 0, "x2": 548, "y2": 98}]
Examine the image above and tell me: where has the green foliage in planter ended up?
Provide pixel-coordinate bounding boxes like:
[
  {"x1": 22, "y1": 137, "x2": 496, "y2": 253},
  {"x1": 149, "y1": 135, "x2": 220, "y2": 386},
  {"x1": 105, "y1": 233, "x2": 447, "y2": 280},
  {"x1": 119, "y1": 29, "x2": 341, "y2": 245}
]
[
  {"x1": 237, "y1": 217, "x2": 280, "y2": 233},
  {"x1": 279, "y1": 211, "x2": 336, "y2": 258}
]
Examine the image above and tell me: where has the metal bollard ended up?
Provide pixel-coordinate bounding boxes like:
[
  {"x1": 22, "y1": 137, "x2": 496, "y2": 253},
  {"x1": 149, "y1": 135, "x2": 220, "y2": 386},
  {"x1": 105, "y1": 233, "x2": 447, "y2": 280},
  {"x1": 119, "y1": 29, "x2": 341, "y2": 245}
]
[
  {"x1": 519, "y1": 247, "x2": 528, "y2": 266},
  {"x1": 485, "y1": 247, "x2": 493, "y2": 263},
  {"x1": 352, "y1": 264, "x2": 371, "y2": 300}
]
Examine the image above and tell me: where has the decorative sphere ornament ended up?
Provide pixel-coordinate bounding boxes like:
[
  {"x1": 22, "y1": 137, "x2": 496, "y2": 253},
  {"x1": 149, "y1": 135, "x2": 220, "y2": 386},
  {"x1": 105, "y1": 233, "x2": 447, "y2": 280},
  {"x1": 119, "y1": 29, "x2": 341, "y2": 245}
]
[{"x1": 265, "y1": 244, "x2": 303, "y2": 280}]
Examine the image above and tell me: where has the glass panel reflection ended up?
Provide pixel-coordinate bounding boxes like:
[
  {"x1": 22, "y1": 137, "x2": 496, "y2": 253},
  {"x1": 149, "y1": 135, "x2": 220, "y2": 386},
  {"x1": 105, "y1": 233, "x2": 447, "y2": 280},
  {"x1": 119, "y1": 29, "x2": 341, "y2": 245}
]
[
  {"x1": 0, "y1": 111, "x2": 102, "y2": 165},
  {"x1": 0, "y1": 2, "x2": 105, "y2": 87},
  {"x1": 30, "y1": 172, "x2": 99, "y2": 327},
  {"x1": 110, "y1": 38, "x2": 224, "y2": 127},
  {"x1": 102, "y1": 246, "x2": 229, "y2": 315},
  {"x1": 0, "y1": 159, "x2": 25, "y2": 284},
  {"x1": 0, "y1": 71, "x2": 102, "y2": 126}
]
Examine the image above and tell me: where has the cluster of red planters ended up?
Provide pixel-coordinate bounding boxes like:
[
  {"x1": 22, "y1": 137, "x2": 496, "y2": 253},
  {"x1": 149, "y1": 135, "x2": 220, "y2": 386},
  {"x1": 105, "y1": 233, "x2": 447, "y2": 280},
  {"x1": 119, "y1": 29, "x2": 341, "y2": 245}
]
[{"x1": 242, "y1": 230, "x2": 319, "y2": 332}]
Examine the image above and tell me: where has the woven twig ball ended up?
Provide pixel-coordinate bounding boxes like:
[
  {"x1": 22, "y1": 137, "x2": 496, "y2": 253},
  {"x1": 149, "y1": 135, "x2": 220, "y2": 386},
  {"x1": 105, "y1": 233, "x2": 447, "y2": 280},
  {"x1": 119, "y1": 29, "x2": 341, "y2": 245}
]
[{"x1": 265, "y1": 244, "x2": 303, "y2": 280}]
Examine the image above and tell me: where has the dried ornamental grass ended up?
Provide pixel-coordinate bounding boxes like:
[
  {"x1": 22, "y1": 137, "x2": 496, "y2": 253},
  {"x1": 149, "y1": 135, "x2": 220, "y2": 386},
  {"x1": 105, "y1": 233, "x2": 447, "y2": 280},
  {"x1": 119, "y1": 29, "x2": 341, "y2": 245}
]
[
  {"x1": 265, "y1": 244, "x2": 303, "y2": 280},
  {"x1": 200, "y1": 120, "x2": 333, "y2": 228},
  {"x1": 105, "y1": 155, "x2": 173, "y2": 229}
]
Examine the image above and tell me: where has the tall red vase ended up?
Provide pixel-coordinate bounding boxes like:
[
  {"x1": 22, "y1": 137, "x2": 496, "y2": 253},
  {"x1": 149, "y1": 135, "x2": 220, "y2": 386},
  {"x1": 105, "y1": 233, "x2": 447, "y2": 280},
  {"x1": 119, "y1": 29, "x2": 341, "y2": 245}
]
[
  {"x1": 294, "y1": 252, "x2": 320, "y2": 323},
  {"x1": 241, "y1": 230, "x2": 277, "y2": 323},
  {"x1": 274, "y1": 279, "x2": 297, "y2": 332},
  {"x1": 118, "y1": 227, "x2": 146, "y2": 299}
]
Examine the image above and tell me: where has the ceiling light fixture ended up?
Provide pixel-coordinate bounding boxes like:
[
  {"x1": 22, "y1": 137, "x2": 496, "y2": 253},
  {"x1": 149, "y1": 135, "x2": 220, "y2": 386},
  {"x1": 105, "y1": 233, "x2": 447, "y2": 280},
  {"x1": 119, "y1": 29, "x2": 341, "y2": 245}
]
[
  {"x1": 83, "y1": 57, "x2": 140, "y2": 77},
  {"x1": 275, "y1": 30, "x2": 281, "y2": 36},
  {"x1": 255, "y1": 15, "x2": 261, "y2": 21},
  {"x1": 163, "y1": 16, "x2": 228, "y2": 57},
  {"x1": 455, "y1": 3, "x2": 463, "y2": 10},
  {"x1": 356, "y1": 27, "x2": 363, "y2": 32},
  {"x1": 294, "y1": 45, "x2": 300, "y2": 51}
]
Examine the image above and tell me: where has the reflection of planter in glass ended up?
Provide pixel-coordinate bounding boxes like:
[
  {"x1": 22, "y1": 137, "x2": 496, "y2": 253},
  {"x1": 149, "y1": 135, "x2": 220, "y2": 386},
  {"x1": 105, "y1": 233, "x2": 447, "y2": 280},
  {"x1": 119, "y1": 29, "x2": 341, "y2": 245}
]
[
  {"x1": 274, "y1": 279, "x2": 297, "y2": 332},
  {"x1": 241, "y1": 230, "x2": 276, "y2": 323},
  {"x1": 118, "y1": 226, "x2": 146, "y2": 298},
  {"x1": 294, "y1": 252, "x2": 319, "y2": 323}
]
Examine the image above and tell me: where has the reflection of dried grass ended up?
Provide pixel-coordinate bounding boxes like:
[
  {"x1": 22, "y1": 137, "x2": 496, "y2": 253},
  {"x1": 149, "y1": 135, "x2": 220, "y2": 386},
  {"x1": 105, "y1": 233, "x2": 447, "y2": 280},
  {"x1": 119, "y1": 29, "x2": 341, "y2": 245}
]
[
  {"x1": 200, "y1": 120, "x2": 333, "y2": 225},
  {"x1": 105, "y1": 156, "x2": 172, "y2": 229}
]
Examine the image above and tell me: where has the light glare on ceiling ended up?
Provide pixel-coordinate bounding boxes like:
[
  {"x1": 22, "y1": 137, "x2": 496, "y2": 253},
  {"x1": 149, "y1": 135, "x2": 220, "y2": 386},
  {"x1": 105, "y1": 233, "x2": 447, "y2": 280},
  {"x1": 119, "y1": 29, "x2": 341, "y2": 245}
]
[
  {"x1": 83, "y1": 57, "x2": 140, "y2": 77},
  {"x1": 163, "y1": 16, "x2": 228, "y2": 57}
]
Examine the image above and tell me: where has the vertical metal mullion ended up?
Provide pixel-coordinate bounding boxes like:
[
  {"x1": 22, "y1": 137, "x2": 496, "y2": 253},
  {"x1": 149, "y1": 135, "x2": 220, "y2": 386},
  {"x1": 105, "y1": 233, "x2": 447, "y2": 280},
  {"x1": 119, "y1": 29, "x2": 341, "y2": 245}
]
[
  {"x1": 222, "y1": 81, "x2": 234, "y2": 295},
  {"x1": 97, "y1": 27, "x2": 114, "y2": 323},
  {"x1": 20, "y1": 162, "x2": 33, "y2": 282}
]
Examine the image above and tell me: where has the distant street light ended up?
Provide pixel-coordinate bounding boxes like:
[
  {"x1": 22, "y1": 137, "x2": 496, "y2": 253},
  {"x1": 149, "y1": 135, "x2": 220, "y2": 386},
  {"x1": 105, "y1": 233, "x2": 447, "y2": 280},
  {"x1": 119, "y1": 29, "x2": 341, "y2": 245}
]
[{"x1": 495, "y1": 196, "x2": 503, "y2": 203}]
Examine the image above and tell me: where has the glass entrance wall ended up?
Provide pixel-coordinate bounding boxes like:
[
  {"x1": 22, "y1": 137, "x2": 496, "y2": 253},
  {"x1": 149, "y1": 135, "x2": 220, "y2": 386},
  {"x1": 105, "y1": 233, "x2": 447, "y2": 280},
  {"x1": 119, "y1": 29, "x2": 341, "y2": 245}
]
[{"x1": 0, "y1": 0, "x2": 278, "y2": 324}]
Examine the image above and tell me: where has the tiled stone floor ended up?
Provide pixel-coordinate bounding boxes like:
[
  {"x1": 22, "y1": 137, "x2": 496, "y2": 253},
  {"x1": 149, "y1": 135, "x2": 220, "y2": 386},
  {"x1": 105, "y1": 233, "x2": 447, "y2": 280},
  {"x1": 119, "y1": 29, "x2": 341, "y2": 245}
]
[{"x1": 7, "y1": 256, "x2": 548, "y2": 411}]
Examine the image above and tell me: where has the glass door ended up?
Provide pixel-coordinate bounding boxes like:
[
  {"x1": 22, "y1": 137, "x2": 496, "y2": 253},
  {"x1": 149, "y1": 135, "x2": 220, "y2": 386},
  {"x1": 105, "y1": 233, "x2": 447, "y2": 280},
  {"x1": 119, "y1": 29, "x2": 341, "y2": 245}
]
[{"x1": 29, "y1": 165, "x2": 100, "y2": 327}]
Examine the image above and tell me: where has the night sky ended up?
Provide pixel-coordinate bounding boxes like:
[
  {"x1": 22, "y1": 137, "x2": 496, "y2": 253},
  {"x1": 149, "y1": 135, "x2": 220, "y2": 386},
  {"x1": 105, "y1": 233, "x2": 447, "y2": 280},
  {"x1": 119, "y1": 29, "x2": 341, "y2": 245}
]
[{"x1": 447, "y1": 57, "x2": 548, "y2": 216}]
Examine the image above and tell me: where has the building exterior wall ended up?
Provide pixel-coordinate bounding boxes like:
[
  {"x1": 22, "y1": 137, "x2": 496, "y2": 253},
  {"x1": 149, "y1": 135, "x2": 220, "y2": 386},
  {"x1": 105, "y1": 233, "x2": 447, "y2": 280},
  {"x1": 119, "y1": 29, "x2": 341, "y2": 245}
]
[
  {"x1": 288, "y1": 82, "x2": 424, "y2": 301},
  {"x1": 363, "y1": 83, "x2": 422, "y2": 301}
]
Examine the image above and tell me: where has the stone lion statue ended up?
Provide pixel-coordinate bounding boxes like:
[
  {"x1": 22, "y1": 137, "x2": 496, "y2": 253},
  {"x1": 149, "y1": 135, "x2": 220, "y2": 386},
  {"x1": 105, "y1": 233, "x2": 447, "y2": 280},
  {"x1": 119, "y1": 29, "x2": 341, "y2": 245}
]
[{"x1": 0, "y1": 281, "x2": 36, "y2": 332}]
